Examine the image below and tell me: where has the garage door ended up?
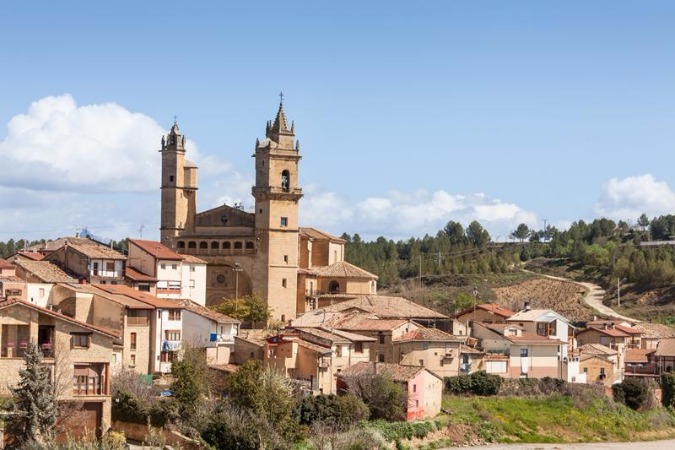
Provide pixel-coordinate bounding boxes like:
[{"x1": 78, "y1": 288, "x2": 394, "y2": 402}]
[{"x1": 57, "y1": 402, "x2": 102, "y2": 442}]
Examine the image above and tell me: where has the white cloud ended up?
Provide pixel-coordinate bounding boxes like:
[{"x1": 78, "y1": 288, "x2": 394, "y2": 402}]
[
  {"x1": 595, "y1": 174, "x2": 675, "y2": 220},
  {"x1": 301, "y1": 188, "x2": 538, "y2": 241}
]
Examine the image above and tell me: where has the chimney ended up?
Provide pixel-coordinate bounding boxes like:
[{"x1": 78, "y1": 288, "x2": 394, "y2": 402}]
[
  {"x1": 593, "y1": 315, "x2": 597, "y2": 321},
  {"x1": 524, "y1": 301, "x2": 530, "y2": 311}
]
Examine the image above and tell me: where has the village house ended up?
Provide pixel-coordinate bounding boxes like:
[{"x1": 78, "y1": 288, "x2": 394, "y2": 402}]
[
  {"x1": 634, "y1": 322, "x2": 675, "y2": 350},
  {"x1": 44, "y1": 239, "x2": 126, "y2": 285},
  {"x1": 126, "y1": 239, "x2": 207, "y2": 305},
  {"x1": 653, "y1": 338, "x2": 675, "y2": 373},
  {"x1": 474, "y1": 322, "x2": 565, "y2": 378},
  {"x1": 578, "y1": 344, "x2": 620, "y2": 386},
  {"x1": 455, "y1": 303, "x2": 515, "y2": 333},
  {"x1": 392, "y1": 326, "x2": 466, "y2": 378},
  {"x1": 0, "y1": 259, "x2": 26, "y2": 302},
  {"x1": 13, "y1": 260, "x2": 76, "y2": 308},
  {"x1": 576, "y1": 325, "x2": 631, "y2": 371},
  {"x1": 506, "y1": 308, "x2": 571, "y2": 358},
  {"x1": 0, "y1": 299, "x2": 117, "y2": 439},
  {"x1": 337, "y1": 362, "x2": 443, "y2": 421},
  {"x1": 624, "y1": 348, "x2": 658, "y2": 379},
  {"x1": 176, "y1": 298, "x2": 240, "y2": 364}
]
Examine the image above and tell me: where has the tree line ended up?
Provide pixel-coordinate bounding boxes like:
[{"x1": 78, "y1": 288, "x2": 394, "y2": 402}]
[{"x1": 344, "y1": 213, "x2": 675, "y2": 289}]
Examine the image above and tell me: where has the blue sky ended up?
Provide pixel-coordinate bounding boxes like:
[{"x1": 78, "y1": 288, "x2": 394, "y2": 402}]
[{"x1": 2, "y1": 1, "x2": 675, "y2": 242}]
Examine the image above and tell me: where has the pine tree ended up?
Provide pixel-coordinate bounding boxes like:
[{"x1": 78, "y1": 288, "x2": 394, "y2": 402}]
[{"x1": 5, "y1": 341, "x2": 58, "y2": 447}]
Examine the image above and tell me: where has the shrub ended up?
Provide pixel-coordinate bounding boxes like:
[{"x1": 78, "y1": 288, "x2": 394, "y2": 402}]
[
  {"x1": 613, "y1": 378, "x2": 650, "y2": 411},
  {"x1": 662, "y1": 372, "x2": 675, "y2": 408},
  {"x1": 444, "y1": 371, "x2": 502, "y2": 396},
  {"x1": 296, "y1": 394, "x2": 369, "y2": 427}
]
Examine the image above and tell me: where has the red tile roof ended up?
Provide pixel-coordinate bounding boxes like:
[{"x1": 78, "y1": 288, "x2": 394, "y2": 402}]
[
  {"x1": 175, "y1": 299, "x2": 239, "y2": 323},
  {"x1": 626, "y1": 348, "x2": 653, "y2": 364},
  {"x1": 313, "y1": 261, "x2": 378, "y2": 279},
  {"x1": 456, "y1": 303, "x2": 515, "y2": 319},
  {"x1": 394, "y1": 327, "x2": 461, "y2": 343},
  {"x1": 14, "y1": 252, "x2": 45, "y2": 261},
  {"x1": 299, "y1": 227, "x2": 345, "y2": 243},
  {"x1": 124, "y1": 267, "x2": 157, "y2": 282},
  {"x1": 129, "y1": 239, "x2": 183, "y2": 260},
  {"x1": 93, "y1": 284, "x2": 179, "y2": 309},
  {"x1": 338, "y1": 361, "x2": 439, "y2": 382},
  {"x1": 0, "y1": 260, "x2": 15, "y2": 270},
  {"x1": 655, "y1": 338, "x2": 675, "y2": 357},
  {"x1": 181, "y1": 254, "x2": 207, "y2": 264},
  {"x1": 65, "y1": 242, "x2": 126, "y2": 260},
  {"x1": 578, "y1": 326, "x2": 630, "y2": 338},
  {"x1": 0, "y1": 298, "x2": 119, "y2": 338}
]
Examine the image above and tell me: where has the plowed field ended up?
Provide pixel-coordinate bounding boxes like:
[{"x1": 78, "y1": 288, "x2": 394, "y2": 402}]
[{"x1": 491, "y1": 277, "x2": 592, "y2": 322}]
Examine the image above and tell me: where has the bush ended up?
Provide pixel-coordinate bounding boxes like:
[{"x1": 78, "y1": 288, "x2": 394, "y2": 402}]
[
  {"x1": 613, "y1": 378, "x2": 650, "y2": 411},
  {"x1": 368, "y1": 420, "x2": 436, "y2": 442},
  {"x1": 662, "y1": 372, "x2": 675, "y2": 408},
  {"x1": 296, "y1": 394, "x2": 369, "y2": 427},
  {"x1": 444, "y1": 371, "x2": 502, "y2": 396}
]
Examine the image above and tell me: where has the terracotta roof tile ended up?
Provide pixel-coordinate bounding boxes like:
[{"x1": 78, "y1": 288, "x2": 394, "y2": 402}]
[
  {"x1": 340, "y1": 318, "x2": 411, "y2": 332},
  {"x1": 313, "y1": 261, "x2": 378, "y2": 279},
  {"x1": 394, "y1": 327, "x2": 461, "y2": 343},
  {"x1": 299, "y1": 227, "x2": 345, "y2": 243},
  {"x1": 322, "y1": 295, "x2": 448, "y2": 320},
  {"x1": 455, "y1": 303, "x2": 515, "y2": 319},
  {"x1": 296, "y1": 339, "x2": 332, "y2": 354},
  {"x1": 15, "y1": 260, "x2": 77, "y2": 283},
  {"x1": 175, "y1": 299, "x2": 239, "y2": 324},
  {"x1": 66, "y1": 242, "x2": 126, "y2": 260},
  {"x1": 125, "y1": 267, "x2": 157, "y2": 282},
  {"x1": 181, "y1": 254, "x2": 207, "y2": 264},
  {"x1": 626, "y1": 348, "x2": 653, "y2": 364},
  {"x1": 655, "y1": 338, "x2": 675, "y2": 357},
  {"x1": 0, "y1": 298, "x2": 119, "y2": 338},
  {"x1": 579, "y1": 326, "x2": 630, "y2": 338},
  {"x1": 94, "y1": 284, "x2": 179, "y2": 308},
  {"x1": 15, "y1": 252, "x2": 45, "y2": 261},
  {"x1": 578, "y1": 343, "x2": 618, "y2": 356},
  {"x1": 0, "y1": 260, "x2": 15, "y2": 270},
  {"x1": 129, "y1": 239, "x2": 183, "y2": 260}
]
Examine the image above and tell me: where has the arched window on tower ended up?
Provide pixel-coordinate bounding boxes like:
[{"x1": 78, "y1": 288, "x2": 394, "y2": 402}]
[
  {"x1": 211, "y1": 242, "x2": 219, "y2": 250},
  {"x1": 234, "y1": 242, "x2": 243, "y2": 250},
  {"x1": 281, "y1": 170, "x2": 290, "y2": 192},
  {"x1": 188, "y1": 241, "x2": 197, "y2": 249},
  {"x1": 199, "y1": 242, "x2": 208, "y2": 249},
  {"x1": 177, "y1": 241, "x2": 185, "y2": 249},
  {"x1": 329, "y1": 280, "x2": 340, "y2": 294},
  {"x1": 223, "y1": 242, "x2": 231, "y2": 250},
  {"x1": 245, "y1": 241, "x2": 254, "y2": 250}
]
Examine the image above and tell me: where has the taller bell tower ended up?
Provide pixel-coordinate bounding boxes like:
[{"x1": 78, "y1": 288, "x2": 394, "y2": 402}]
[
  {"x1": 252, "y1": 98, "x2": 303, "y2": 322},
  {"x1": 160, "y1": 121, "x2": 198, "y2": 245}
]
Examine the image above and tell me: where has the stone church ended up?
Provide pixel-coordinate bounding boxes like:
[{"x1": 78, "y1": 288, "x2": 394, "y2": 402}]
[{"x1": 160, "y1": 101, "x2": 377, "y2": 322}]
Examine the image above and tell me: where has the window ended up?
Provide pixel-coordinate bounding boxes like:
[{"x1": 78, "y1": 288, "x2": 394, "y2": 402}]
[
  {"x1": 168, "y1": 281, "x2": 181, "y2": 290},
  {"x1": 71, "y1": 333, "x2": 90, "y2": 348},
  {"x1": 130, "y1": 355, "x2": 136, "y2": 367},
  {"x1": 171, "y1": 264, "x2": 178, "y2": 270},
  {"x1": 245, "y1": 241, "x2": 254, "y2": 249},
  {"x1": 329, "y1": 280, "x2": 340, "y2": 294},
  {"x1": 73, "y1": 364, "x2": 106, "y2": 395},
  {"x1": 234, "y1": 242, "x2": 243, "y2": 250},
  {"x1": 379, "y1": 334, "x2": 385, "y2": 344},
  {"x1": 166, "y1": 330, "x2": 181, "y2": 341},
  {"x1": 160, "y1": 351, "x2": 176, "y2": 363},
  {"x1": 106, "y1": 261, "x2": 115, "y2": 271},
  {"x1": 413, "y1": 384, "x2": 417, "y2": 393},
  {"x1": 130, "y1": 333, "x2": 137, "y2": 350},
  {"x1": 520, "y1": 348, "x2": 529, "y2": 357},
  {"x1": 189, "y1": 279, "x2": 195, "y2": 288},
  {"x1": 280, "y1": 217, "x2": 288, "y2": 227},
  {"x1": 168, "y1": 310, "x2": 181, "y2": 320},
  {"x1": 422, "y1": 342, "x2": 429, "y2": 350},
  {"x1": 190, "y1": 265, "x2": 195, "y2": 272},
  {"x1": 284, "y1": 255, "x2": 289, "y2": 263},
  {"x1": 537, "y1": 321, "x2": 557, "y2": 336},
  {"x1": 282, "y1": 278, "x2": 287, "y2": 288},
  {"x1": 259, "y1": 209, "x2": 263, "y2": 214},
  {"x1": 138, "y1": 284, "x2": 150, "y2": 292},
  {"x1": 160, "y1": 264, "x2": 166, "y2": 270},
  {"x1": 177, "y1": 241, "x2": 185, "y2": 249},
  {"x1": 39, "y1": 288, "x2": 45, "y2": 298},
  {"x1": 169, "y1": 175, "x2": 174, "y2": 182},
  {"x1": 378, "y1": 354, "x2": 385, "y2": 362},
  {"x1": 199, "y1": 242, "x2": 208, "y2": 249},
  {"x1": 354, "y1": 342, "x2": 363, "y2": 353}
]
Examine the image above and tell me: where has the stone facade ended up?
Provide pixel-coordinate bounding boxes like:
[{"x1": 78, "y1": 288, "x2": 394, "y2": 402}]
[{"x1": 0, "y1": 300, "x2": 116, "y2": 438}]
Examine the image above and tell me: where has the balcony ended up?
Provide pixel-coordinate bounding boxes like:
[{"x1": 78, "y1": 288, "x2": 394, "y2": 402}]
[
  {"x1": 127, "y1": 317, "x2": 149, "y2": 327},
  {"x1": 162, "y1": 340, "x2": 182, "y2": 352},
  {"x1": 460, "y1": 363, "x2": 472, "y2": 372}
]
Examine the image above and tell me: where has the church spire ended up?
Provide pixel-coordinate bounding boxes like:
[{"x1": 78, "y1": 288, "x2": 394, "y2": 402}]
[{"x1": 266, "y1": 92, "x2": 294, "y2": 143}]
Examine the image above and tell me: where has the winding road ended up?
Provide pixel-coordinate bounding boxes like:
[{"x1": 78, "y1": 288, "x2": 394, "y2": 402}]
[{"x1": 527, "y1": 270, "x2": 639, "y2": 322}]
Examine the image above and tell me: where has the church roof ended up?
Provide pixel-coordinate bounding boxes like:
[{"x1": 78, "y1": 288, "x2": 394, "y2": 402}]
[
  {"x1": 299, "y1": 228, "x2": 345, "y2": 243},
  {"x1": 313, "y1": 261, "x2": 378, "y2": 280},
  {"x1": 271, "y1": 102, "x2": 290, "y2": 133}
]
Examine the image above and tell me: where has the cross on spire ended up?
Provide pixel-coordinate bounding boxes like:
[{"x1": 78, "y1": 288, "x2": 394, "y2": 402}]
[
  {"x1": 279, "y1": 91, "x2": 284, "y2": 105},
  {"x1": 173, "y1": 115, "x2": 178, "y2": 125}
]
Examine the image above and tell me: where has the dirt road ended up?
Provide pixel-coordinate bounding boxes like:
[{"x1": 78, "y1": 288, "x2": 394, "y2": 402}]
[{"x1": 527, "y1": 270, "x2": 639, "y2": 322}]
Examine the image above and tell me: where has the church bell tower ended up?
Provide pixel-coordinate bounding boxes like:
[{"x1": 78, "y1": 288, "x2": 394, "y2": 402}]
[
  {"x1": 251, "y1": 97, "x2": 303, "y2": 322},
  {"x1": 160, "y1": 121, "x2": 198, "y2": 245}
]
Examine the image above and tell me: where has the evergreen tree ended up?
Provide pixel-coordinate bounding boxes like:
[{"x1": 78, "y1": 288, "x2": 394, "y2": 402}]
[{"x1": 5, "y1": 341, "x2": 58, "y2": 447}]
